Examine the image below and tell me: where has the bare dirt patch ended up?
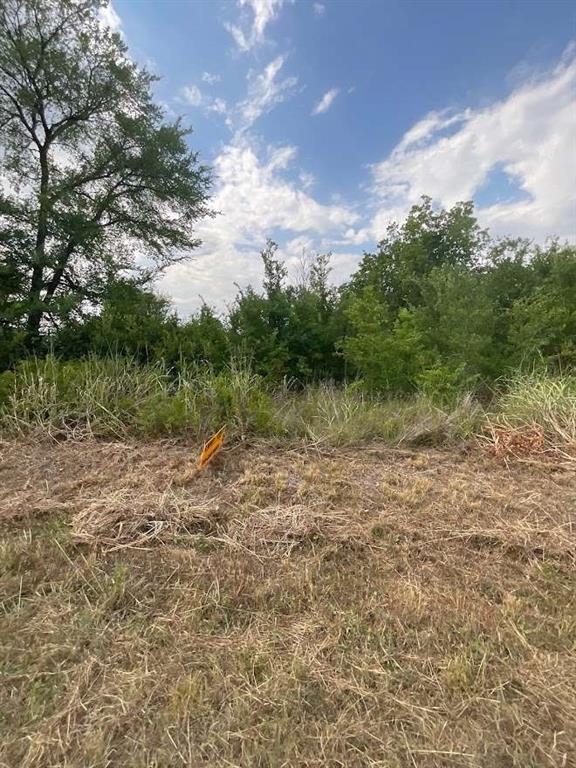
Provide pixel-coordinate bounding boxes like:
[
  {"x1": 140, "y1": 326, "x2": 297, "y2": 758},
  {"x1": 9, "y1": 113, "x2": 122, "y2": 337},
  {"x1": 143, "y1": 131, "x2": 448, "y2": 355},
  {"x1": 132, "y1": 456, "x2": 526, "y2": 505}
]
[{"x1": 1, "y1": 438, "x2": 575, "y2": 767}]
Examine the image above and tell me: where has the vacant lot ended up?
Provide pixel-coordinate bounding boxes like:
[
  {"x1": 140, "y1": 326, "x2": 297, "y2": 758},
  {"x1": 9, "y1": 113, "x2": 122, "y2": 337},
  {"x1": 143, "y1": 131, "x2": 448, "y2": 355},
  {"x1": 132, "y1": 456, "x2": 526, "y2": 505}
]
[{"x1": 1, "y1": 438, "x2": 574, "y2": 768}]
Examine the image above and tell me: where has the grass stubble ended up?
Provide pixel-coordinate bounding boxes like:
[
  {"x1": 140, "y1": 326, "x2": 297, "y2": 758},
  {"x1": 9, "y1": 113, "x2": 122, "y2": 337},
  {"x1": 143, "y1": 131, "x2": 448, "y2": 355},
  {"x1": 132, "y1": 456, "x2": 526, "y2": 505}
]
[{"x1": 0, "y1": 434, "x2": 574, "y2": 768}]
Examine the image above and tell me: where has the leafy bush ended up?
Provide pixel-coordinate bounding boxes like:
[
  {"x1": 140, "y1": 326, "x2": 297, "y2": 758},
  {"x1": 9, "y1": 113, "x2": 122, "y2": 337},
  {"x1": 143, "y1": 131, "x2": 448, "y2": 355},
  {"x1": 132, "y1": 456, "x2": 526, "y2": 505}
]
[{"x1": 415, "y1": 363, "x2": 472, "y2": 405}]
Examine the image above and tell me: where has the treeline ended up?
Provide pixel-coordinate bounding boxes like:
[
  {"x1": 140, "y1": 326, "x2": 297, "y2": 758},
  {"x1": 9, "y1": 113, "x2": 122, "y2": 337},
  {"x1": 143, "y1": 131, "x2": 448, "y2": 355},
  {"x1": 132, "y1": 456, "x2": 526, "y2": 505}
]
[
  {"x1": 3, "y1": 198, "x2": 574, "y2": 398},
  {"x1": 1, "y1": 2, "x2": 574, "y2": 400}
]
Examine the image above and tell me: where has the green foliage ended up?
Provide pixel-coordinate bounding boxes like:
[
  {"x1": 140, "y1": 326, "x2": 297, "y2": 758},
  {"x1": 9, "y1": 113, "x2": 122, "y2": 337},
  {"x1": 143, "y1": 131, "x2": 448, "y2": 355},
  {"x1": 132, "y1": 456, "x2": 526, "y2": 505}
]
[
  {"x1": 415, "y1": 363, "x2": 469, "y2": 405},
  {"x1": 413, "y1": 265, "x2": 496, "y2": 385},
  {"x1": 52, "y1": 280, "x2": 230, "y2": 371},
  {"x1": 178, "y1": 306, "x2": 230, "y2": 370},
  {"x1": 342, "y1": 289, "x2": 427, "y2": 393},
  {"x1": 229, "y1": 241, "x2": 344, "y2": 382},
  {"x1": 1, "y1": 191, "x2": 574, "y2": 403},
  {"x1": 0, "y1": 0, "x2": 212, "y2": 349},
  {"x1": 54, "y1": 280, "x2": 179, "y2": 361},
  {"x1": 229, "y1": 287, "x2": 290, "y2": 380},
  {"x1": 348, "y1": 197, "x2": 488, "y2": 310},
  {"x1": 508, "y1": 245, "x2": 576, "y2": 370},
  {"x1": 341, "y1": 201, "x2": 575, "y2": 399}
]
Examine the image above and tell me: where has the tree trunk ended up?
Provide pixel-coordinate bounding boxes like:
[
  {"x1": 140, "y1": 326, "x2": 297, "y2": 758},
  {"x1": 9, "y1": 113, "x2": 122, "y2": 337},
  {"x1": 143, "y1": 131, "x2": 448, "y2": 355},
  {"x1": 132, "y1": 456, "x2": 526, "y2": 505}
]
[{"x1": 26, "y1": 146, "x2": 50, "y2": 351}]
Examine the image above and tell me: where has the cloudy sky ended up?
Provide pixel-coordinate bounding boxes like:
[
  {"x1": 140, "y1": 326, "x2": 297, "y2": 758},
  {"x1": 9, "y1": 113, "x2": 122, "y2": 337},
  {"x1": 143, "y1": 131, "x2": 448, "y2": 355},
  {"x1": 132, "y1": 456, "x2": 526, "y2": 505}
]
[{"x1": 108, "y1": 0, "x2": 576, "y2": 315}]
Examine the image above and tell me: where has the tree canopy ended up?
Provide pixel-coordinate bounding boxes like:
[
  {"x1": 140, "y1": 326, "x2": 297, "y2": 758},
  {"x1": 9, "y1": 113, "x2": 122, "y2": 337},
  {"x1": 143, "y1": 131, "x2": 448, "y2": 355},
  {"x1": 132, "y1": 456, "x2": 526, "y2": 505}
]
[{"x1": 0, "y1": 0, "x2": 212, "y2": 350}]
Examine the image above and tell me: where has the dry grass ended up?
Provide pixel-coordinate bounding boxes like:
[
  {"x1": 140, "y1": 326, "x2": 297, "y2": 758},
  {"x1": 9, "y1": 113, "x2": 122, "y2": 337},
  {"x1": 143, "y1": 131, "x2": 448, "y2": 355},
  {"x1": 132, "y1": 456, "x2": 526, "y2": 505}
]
[
  {"x1": 483, "y1": 373, "x2": 576, "y2": 463},
  {"x1": 0, "y1": 436, "x2": 575, "y2": 767}
]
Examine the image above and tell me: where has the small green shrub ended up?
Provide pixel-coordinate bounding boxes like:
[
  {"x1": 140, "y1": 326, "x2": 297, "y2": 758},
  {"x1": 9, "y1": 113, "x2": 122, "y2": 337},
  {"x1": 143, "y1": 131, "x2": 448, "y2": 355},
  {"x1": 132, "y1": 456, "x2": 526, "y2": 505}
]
[
  {"x1": 415, "y1": 363, "x2": 474, "y2": 405},
  {"x1": 134, "y1": 391, "x2": 197, "y2": 436}
]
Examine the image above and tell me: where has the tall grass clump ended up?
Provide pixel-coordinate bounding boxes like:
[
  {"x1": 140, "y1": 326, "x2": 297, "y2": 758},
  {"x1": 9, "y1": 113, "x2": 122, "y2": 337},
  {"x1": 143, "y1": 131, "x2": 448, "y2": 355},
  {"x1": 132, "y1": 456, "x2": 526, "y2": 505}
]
[
  {"x1": 0, "y1": 356, "x2": 278, "y2": 440},
  {"x1": 493, "y1": 371, "x2": 576, "y2": 451},
  {"x1": 277, "y1": 383, "x2": 482, "y2": 446},
  {"x1": 136, "y1": 358, "x2": 278, "y2": 437},
  {"x1": 0, "y1": 356, "x2": 171, "y2": 438},
  {"x1": 0, "y1": 356, "x2": 487, "y2": 444}
]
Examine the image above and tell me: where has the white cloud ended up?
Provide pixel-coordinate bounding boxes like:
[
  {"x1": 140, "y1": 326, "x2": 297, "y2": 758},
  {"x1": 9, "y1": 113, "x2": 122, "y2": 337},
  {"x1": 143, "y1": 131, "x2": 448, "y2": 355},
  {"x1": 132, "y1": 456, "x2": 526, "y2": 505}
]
[
  {"x1": 208, "y1": 97, "x2": 228, "y2": 115},
  {"x1": 98, "y1": 2, "x2": 122, "y2": 33},
  {"x1": 180, "y1": 85, "x2": 228, "y2": 118},
  {"x1": 159, "y1": 137, "x2": 358, "y2": 314},
  {"x1": 202, "y1": 72, "x2": 221, "y2": 85},
  {"x1": 313, "y1": 3, "x2": 326, "y2": 16},
  {"x1": 181, "y1": 85, "x2": 203, "y2": 107},
  {"x1": 226, "y1": 0, "x2": 290, "y2": 52},
  {"x1": 312, "y1": 88, "x2": 339, "y2": 115},
  {"x1": 368, "y1": 48, "x2": 576, "y2": 242},
  {"x1": 234, "y1": 55, "x2": 298, "y2": 131},
  {"x1": 211, "y1": 139, "x2": 357, "y2": 239}
]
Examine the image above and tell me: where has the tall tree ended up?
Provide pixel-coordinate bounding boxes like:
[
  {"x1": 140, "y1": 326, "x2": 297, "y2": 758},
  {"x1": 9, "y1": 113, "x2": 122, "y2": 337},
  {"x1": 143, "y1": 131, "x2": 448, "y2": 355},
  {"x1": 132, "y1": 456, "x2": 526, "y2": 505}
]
[
  {"x1": 0, "y1": 0, "x2": 212, "y2": 350},
  {"x1": 348, "y1": 197, "x2": 488, "y2": 310}
]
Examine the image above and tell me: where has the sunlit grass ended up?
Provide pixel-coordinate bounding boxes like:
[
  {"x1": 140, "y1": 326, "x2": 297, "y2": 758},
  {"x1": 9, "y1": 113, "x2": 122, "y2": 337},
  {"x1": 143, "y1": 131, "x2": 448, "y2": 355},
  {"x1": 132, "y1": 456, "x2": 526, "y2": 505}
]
[
  {"x1": 1, "y1": 357, "x2": 574, "y2": 454},
  {"x1": 0, "y1": 356, "x2": 482, "y2": 445}
]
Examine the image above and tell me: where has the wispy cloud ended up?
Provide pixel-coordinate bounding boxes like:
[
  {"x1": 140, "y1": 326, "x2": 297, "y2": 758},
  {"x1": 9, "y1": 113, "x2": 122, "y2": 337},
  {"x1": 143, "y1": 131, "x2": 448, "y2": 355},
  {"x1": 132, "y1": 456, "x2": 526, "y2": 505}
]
[
  {"x1": 208, "y1": 97, "x2": 228, "y2": 115},
  {"x1": 235, "y1": 55, "x2": 298, "y2": 130},
  {"x1": 226, "y1": 0, "x2": 291, "y2": 52},
  {"x1": 202, "y1": 72, "x2": 221, "y2": 85},
  {"x1": 299, "y1": 171, "x2": 315, "y2": 190},
  {"x1": 181, "y1": 85, "x2": 203, "y2": 107},
  {"x1": 312, "y1": 87, "x2": 339, "y2": 115},
  {"x1": 181, "y1": 84, "x2": 228, "y2": 117},
  {"x1": 179, "y1": 55, "x2": 296, "y2": 132},
  {"x1": 313, "y1": 3, "x2": 325, "y2": 17}
]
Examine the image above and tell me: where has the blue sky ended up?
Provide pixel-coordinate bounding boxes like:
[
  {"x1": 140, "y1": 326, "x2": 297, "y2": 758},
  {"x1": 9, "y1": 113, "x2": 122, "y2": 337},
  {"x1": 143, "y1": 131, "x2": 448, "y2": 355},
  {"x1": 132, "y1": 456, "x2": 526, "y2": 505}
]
[{"x1": 103, "y1": 0, "x2": 576, "y2": 314}]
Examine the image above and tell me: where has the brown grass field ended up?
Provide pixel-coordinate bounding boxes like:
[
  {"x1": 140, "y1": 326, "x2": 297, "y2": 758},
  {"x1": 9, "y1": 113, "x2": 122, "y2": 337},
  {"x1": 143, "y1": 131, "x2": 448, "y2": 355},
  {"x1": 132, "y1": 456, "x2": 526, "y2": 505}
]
[{"x1": 0, "y1": 437, "x2": 574, "y2": 767}]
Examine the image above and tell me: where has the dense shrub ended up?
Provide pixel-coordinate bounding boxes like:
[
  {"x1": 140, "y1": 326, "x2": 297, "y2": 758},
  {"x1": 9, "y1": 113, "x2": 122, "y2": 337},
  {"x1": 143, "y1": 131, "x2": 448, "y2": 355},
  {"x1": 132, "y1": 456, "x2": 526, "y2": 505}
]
[{"x1": 2, "y1": 202, "x2": 574, "y2": 405}]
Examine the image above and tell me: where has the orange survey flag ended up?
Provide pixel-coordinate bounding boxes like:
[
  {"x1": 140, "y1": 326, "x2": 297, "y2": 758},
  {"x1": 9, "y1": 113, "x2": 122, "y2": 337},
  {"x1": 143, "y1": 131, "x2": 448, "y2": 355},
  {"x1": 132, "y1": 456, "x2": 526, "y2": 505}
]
[{"x1": 197, "y1": 427, "x2": 225, "y2": 469}]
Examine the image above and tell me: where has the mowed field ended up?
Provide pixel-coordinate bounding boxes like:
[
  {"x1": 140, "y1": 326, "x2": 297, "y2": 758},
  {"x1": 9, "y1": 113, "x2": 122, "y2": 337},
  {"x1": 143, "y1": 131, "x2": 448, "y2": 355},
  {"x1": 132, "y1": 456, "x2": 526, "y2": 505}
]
[{"x1": 0, "y1": 438, "x2": 574, "y2": 768}]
